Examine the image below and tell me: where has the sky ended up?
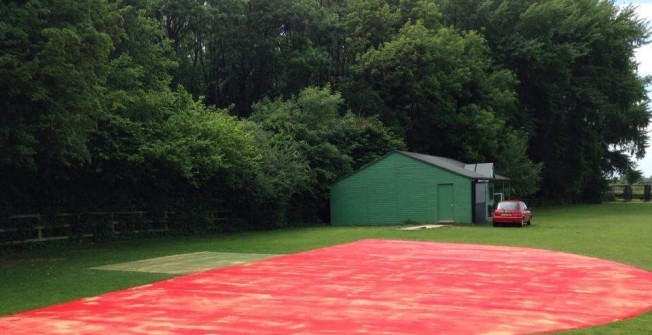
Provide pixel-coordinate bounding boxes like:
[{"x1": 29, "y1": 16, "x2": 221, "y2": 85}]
[{"x1": 616, "y1": 1, "x2": 652, "y2": 176}]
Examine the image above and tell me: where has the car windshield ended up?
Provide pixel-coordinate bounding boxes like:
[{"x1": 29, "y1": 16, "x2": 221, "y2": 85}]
[{"x1": 497, "y1": 202, "x2": 519, "y2": 210}]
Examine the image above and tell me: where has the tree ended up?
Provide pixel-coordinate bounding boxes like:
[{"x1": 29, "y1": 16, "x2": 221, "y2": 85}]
[
  {"x1": 0, "y1": 0, "x2": 129, "y2": 212},
  {"x1": 625, "y1": 169, "x2": 643, "y2": 186},
  {"x1": 494, "y1": 132, "x2": 543, "y2": 197},
  {"x1": 0, "y1": 0, "x2": 265, "y2": 221},
  {"x1": 349, "y1": 21, "x2": 521, "y2": 162},
  {"x1": 0, "y1": 0, "x2": 122, "y2": 170},
  {"x1": 151, "y1": 0, "x2": 334, "y2": 116},
  {"x1": 342, "y1": 0, "x2": 441, "y2": 56},
  {"x1": 250, "y1": 86, "x2": 404, "y2": 222},
  {"x1": 5, "y1": 0, "x2": 646, "y2": 226},
  {"x1": 436, "y1": 0, "x2": 651, "y2": 202}
]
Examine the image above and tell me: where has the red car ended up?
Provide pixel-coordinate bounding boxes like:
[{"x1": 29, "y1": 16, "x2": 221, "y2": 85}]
[{"x1": 492, "y1": 200, "x2": 532, "y2": 227}]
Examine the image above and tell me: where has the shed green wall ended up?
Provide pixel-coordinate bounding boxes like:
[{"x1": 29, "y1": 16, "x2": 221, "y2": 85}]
[{"x1": 330, "y1": 152, "x2": 472, "y2": 225}]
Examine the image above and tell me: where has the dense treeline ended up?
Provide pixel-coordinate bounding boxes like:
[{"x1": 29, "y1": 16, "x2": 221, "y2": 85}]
[{"x1": 1, "y1": 0, "x2": 649, "y2": 228}]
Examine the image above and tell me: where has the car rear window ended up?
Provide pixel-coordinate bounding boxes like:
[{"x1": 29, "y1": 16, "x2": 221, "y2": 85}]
[{"x1": 497, "y1": 202, "x2": 519, "y2": 210}]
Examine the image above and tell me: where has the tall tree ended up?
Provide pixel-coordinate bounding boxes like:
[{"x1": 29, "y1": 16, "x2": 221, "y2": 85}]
[
  {"x1": 0, "y1": 0, "x2": 122, "y2": 170},
  {"x1": 437, "y1": 0, "x2": 651, "y2": 201},
  {"x1": 349, "y1": 21, "x2": 512, "y2": 157},
  {"x1": 0, "y1": 0, "x2": 127, "y2": 212},
  {"x1": 152, "y1": 0, "x2": 334, "y2": 116}
]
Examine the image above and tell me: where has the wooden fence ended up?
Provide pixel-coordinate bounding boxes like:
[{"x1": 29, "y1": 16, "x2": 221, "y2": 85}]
[
  {"x1": 0, "y1": 211, "x2": 227, "y2": 245},
  {"x1": 604, "y1": 184, "x2": 652, "y2": 202}
]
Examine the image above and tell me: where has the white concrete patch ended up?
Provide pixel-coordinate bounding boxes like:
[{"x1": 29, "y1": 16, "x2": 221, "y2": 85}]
[{"x1": 398, "y1": 224, "x2": 447, "y2": 231}]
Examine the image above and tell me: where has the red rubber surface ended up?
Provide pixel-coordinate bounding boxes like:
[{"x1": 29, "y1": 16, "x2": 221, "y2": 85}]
[{"x1": 1, "y1": 239, "x2": 651, "y2": 335}]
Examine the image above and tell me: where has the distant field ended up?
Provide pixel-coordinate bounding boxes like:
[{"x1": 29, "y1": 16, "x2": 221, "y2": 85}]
[{"x1": 1, "y1": 203, "x2": 651, "y2": 334}]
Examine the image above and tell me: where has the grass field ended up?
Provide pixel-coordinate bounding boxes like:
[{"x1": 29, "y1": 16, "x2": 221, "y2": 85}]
[{"x1": 1, "y1": 202, "x2": 651, "y2": 334}]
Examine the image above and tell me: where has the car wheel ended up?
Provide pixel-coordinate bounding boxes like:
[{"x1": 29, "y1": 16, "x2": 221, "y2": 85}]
[
  {"x1": 526, "y1": 217, "x2": 531, "y2": 225},
  {"x1": 519, "y1": 218, "x2": 525, "y2": 227},
  {"x1": 493, "y1": 221, "x2": 498, "y2": 227}
]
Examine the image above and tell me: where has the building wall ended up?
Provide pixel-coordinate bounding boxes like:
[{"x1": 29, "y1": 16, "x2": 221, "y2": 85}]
[{"x1": 330, "y1": 152, "x2": 472, "y2": 225}]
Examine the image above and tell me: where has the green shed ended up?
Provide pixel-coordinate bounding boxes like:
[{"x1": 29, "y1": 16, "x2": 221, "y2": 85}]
[{"x1": 330, "y1": 151, "x2": 509, "y2": 225}]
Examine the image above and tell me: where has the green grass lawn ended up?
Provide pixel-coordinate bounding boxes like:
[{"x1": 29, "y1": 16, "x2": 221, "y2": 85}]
[{"x1": 1, "y1": 202, "x2": 651, "y2": 334}]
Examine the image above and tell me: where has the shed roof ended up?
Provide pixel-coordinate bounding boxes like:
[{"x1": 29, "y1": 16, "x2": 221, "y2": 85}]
[
  {"x1": 494, "y1": 174, "x2": 510, "y2": 181},
  {"x1": 399, "y1": 151, "x2": 508, "y2": 180}
]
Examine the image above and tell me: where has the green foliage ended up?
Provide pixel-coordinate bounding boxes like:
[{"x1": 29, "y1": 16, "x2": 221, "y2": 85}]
[
  {"x1": 625, "y1": 169, "x2": 644, "y2": 186},
  {"x1": 140, "y1": 91, "x2": 260, "y2": 187},
  {"x1": 0, "y1": 1, "x2": 263, "y2": 229},
  {"x1": 437, "y1": 0, "x2": 651, "y2": 201},
  {"x1": 350, "y1": 21, "x2": 512, "y2": 158},
  {"x1": 494, "y1": 132, "x2": 543, "y2": 197},
  {"x1": 1, "y1": 0, "x2": 650, "y2": 226},
  {"x1": 343, "y1": 0, "x2": 442, "y2": 55},
  {"x1": 242, "y1": 121, "x2": 312, "y2": 226},
  {"x1": 340, "y1": 113, "x2": 406, "y2": 170},
  {"x1": 251, "y1": 87, "x2": 351, "y2": 201},
  {"x1": 0, "y1": 0, "x2": 122, "y2": 169},
  {"x1": 151, "y1": 0, "x2": 333, "y2": 115},
  {"x1": 251, "y1": 86, "x2": 404, "y2": 222},
  {"x1": 346, "y1": 19, "x2": 540, "y2": 194}
]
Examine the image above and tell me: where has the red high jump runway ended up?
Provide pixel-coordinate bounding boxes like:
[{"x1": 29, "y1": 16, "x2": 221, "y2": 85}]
[{"x1": 1, "y1": 239, "x2": 651, "y2": 335}]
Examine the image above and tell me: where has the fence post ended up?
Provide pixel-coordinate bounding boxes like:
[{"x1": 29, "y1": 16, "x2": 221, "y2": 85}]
[
  {"x1": 37, "y1": 215, "x2": 43, "y2": 241},
  {"x1": 624, "y1": 185, "x2": 632, "y2": 201}
]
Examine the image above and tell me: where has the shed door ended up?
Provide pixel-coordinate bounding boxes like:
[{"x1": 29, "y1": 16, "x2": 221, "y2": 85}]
[
  {"x1": 474, "y1": 182, "x2": 488, "y2": 223},
  {"x1": 438, "y1": 184, "x2": 454, "y2": 222}
]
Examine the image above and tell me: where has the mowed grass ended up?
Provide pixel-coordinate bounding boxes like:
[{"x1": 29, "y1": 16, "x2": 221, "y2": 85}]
[{"x1": 1, "y1": 202, "x2": 651, "y2": 334}]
